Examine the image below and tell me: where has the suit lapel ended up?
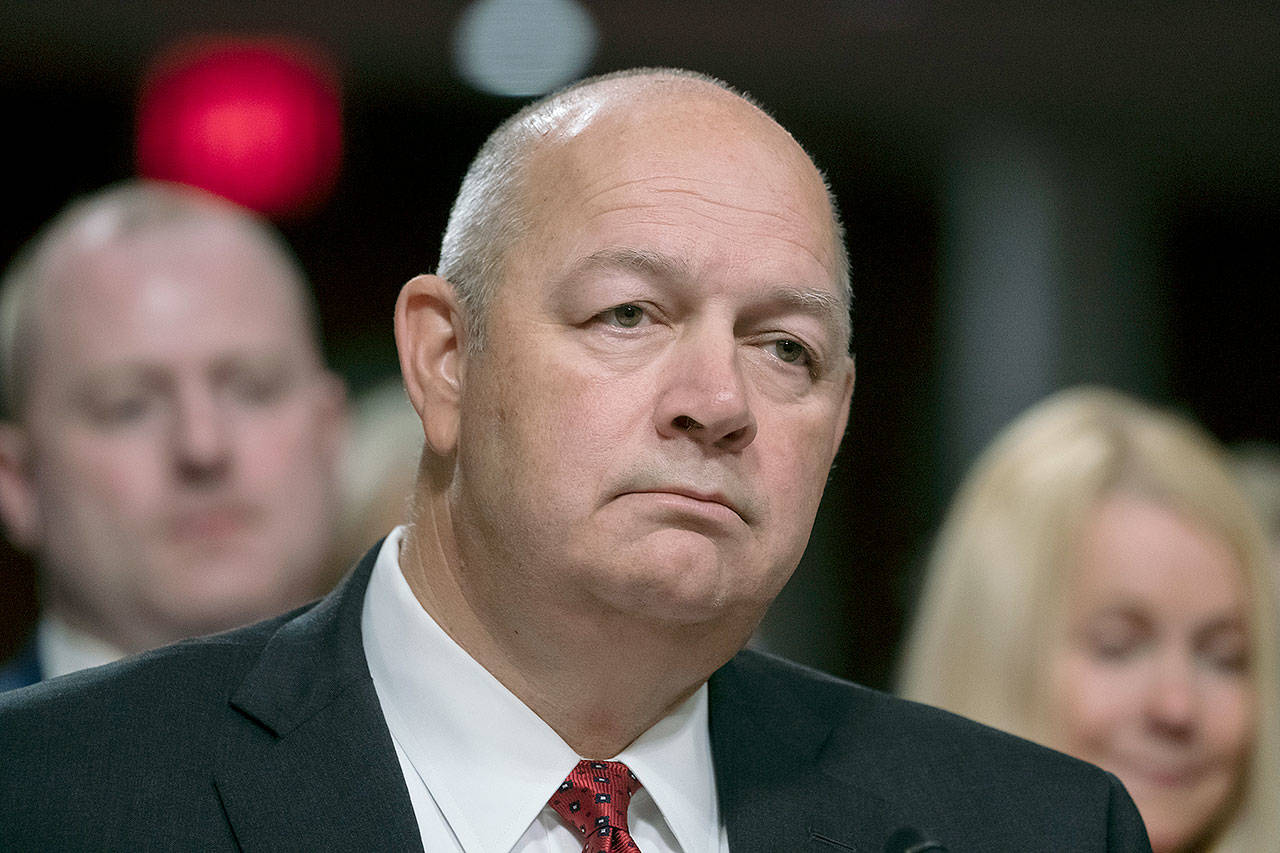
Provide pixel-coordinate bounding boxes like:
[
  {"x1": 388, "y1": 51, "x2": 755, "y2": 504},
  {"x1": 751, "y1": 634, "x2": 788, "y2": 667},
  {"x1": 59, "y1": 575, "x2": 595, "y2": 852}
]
[
  {"x1": 213, "y1": 544, "x2": 423, "y2": 851},
  {"x1": 708, "y1": 652, "x2": 916, "y2": 853}
]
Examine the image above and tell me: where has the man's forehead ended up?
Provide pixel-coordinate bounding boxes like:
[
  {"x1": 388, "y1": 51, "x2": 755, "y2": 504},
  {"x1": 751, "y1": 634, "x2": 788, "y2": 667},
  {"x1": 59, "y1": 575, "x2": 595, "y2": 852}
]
[
  {"x1": 47, "y1": 223, "x2": 298, "y2": 308},
  {"x1": 29, "y1": 229, "x2": 313, "y2": 360},
  {"x1": 518, "y1": 94, "x2": 842, "y2": 271},
  {"x1": 519, "y1": 78, "x2": 834, "y2": 231},
  {"x1": 523, "y1": 94, "x2": 816, "y2": 221}
]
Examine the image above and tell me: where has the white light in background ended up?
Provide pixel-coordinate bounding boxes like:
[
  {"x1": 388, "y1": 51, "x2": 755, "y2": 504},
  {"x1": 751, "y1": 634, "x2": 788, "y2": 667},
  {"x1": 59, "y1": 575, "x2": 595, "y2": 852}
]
[{"x1": 453, "y1": 0, "x2": 598, "y2": 97}]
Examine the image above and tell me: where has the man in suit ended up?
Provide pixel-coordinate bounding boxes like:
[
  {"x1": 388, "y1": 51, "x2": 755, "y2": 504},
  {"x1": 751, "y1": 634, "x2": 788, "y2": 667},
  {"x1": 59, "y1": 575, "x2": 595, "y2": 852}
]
[
  {"x1": 0, "y1": 69, "x2": 1151, "y2": 851},
  {"x1": 0, "y1": 180, "x2": 346, "y2": 691}
]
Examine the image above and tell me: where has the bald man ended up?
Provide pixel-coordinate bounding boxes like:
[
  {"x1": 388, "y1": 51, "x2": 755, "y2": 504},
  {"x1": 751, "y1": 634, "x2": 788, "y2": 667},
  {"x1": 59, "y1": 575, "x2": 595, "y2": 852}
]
[
  {"x1": 0, "y1": 72, "x2": 1150, "y2": 851},
  {"x1": 0, "y1": 181, "x2": 345, "y2": 690}
]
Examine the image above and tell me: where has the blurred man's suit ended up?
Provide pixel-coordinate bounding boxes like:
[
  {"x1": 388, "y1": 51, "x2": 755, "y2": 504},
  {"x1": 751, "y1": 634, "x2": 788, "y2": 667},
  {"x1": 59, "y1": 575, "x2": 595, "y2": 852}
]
[{"x1": 0, "y1": 641, "x2": 38, "y2": 691}]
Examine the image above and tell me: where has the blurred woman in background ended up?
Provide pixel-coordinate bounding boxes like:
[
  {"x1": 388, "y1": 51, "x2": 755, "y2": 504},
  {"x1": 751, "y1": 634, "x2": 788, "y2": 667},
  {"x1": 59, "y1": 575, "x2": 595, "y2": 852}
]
[{"x1": 898, "y1": 386, "x2": 1280, "y2": 852}]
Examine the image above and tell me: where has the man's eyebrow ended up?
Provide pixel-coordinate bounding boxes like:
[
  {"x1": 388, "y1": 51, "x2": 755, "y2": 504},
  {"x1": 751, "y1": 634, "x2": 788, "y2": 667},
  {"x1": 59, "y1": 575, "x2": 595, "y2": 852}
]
[
  {"x1": 563, "y1": 247, "x2": 850, "y2": 346},
  {"x1": 763, "y1": 286, "x2": 844, "y2": 321},
  {"x1": 565, "y1": 247, "x2": 693, "y2": 282}
]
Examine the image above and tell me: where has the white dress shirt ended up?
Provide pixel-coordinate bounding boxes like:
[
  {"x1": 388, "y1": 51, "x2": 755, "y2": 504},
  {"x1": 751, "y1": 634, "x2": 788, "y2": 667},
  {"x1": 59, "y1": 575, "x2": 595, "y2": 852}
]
[
  {"x1": 361, "y1": 526, "x2": 729, "y2": 853},
  {"x1": 36, "y1": 614, "x2": 126, "y2": 680}
]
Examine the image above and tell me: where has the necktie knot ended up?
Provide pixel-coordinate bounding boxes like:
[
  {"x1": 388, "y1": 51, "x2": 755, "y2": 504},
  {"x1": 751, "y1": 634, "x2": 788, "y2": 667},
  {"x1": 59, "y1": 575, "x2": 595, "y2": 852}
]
[{"x1": 548, "y1": 760, "x2": 643, "y2": 853}]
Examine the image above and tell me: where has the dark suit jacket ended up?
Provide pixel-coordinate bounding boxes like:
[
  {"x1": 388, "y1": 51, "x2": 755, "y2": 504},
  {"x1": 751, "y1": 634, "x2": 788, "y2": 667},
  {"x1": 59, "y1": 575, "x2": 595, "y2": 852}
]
[{"x1": 0, "y1": 544, "x2": 1151, "y2": 852}]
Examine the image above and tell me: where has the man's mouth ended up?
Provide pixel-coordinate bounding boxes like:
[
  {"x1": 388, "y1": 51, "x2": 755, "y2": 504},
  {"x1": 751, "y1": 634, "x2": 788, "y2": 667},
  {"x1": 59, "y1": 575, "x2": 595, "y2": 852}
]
[
  {"x1": 169, "y1": 505, "x2": 257, "y2": 541},
  {"x1": 622, "y1": 486, "x2": 747, "y2": 525}
]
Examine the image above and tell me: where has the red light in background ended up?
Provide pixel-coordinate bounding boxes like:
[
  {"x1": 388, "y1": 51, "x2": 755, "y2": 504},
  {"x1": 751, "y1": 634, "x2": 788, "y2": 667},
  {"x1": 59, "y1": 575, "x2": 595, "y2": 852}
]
[{"x1": 136, "y1": 37, "x2": 343, "y2": 219}]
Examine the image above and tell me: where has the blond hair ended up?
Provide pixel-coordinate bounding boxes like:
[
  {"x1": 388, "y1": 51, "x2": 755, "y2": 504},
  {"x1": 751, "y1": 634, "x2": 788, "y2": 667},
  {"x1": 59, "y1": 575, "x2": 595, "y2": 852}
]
[{"x1": 898, "y1": 386, "x2": 1280, "y2": 850}]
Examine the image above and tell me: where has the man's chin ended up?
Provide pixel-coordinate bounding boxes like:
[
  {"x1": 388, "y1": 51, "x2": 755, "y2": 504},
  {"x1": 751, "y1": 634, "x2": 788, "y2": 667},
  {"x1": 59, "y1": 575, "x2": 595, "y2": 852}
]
[
  {"x1": 141, "y1": 558, "x2": 313, "y2": 636},
  {"x1": 583, "y1": 538, "x2": 773, "y2": 628},
  {"x1": 148, "y1": 595, "x2": 296, "y2": 641}
]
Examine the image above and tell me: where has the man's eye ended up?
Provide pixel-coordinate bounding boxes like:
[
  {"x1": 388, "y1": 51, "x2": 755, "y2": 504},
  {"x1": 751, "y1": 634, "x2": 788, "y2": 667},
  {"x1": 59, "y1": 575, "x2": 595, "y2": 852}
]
[
  {"x1": 602, "y1": 304, "x2": 646, "y2": 328},
  {"x1": 86, "y1": 395, "x2": 152, "y2": 426},
  {"x1": 771, "y1": 339, "x2": 810, "y2": 365},
  {"x1": 228, "y1": 371, "x2": 289, "y2": 406}
]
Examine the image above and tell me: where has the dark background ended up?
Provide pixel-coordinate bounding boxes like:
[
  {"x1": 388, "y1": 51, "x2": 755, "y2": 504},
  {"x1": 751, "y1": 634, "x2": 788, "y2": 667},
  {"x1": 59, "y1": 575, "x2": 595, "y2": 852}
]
[{"x1": 2, "y1": 2, "x2": 1277, "y2": 690}]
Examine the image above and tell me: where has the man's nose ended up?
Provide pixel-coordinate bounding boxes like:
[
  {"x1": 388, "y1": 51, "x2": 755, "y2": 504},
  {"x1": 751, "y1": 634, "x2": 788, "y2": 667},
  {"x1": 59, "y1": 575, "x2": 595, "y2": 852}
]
[
  {"x1": 653, "y1": 329, "x2": 757, "y2": 452},
  {"x1": 171, "y1": 387, "x2": 232, "y2": 481}
]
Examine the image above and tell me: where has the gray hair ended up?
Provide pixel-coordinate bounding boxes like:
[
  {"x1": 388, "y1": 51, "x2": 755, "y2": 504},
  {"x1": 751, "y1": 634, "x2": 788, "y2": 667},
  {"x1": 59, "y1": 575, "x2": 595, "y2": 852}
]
[
  {"x1": 436, "y1": 67, "x2": 852, "y2": 353},
  {"x1": 0, "y1": 180, "x2": 320, "y2": 419}
]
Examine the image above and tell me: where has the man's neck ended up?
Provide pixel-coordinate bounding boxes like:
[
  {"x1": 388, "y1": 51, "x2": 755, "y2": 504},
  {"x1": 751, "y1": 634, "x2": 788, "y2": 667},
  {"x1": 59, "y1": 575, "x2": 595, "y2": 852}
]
[{"x1": 398, "y1": 519, "x2": 749, "y2": 757}]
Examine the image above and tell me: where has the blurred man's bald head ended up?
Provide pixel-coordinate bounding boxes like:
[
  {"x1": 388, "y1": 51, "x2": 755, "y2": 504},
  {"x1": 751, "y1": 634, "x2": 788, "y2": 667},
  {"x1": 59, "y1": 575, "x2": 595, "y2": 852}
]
[{"x1": 0, "y1": 180, "x2": 322, "y2": 420}]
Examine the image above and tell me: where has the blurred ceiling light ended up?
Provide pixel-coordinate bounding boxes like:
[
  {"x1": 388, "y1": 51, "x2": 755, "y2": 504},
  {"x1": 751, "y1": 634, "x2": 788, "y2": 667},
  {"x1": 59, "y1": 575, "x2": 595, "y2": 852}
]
[
  {"x1": 135, "y1": 37, "x2": 343, "y2": 219},
  {"x1": 453, "y1": 0, "x2": 598, "y2": 97}
]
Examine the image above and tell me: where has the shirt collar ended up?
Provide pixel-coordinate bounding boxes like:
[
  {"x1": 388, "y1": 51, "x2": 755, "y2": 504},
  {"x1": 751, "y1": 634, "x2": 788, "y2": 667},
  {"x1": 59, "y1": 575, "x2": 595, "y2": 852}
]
[
  {"x1": 616, "y1": 684, "x2": 721, "y2": 853},
  {"x1": 362, "y1": 526, "x2": 720, "y2": 853}
]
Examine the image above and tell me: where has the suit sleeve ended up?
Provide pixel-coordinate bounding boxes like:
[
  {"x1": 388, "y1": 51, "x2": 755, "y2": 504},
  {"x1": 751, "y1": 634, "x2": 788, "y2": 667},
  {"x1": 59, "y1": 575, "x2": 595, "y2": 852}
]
[{"x1": 1104, "y1": 772, "x2": 1152, "y2": 852}]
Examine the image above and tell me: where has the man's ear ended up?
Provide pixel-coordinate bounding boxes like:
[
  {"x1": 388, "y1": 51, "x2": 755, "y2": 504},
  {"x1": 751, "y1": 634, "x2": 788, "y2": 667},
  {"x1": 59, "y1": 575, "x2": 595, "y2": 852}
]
[
  {"x1": 394, "y1": 274, "x2": 467, "y2": 457},
  {"x1": 0, "y1": 422, "x2": 43, "y2": 550}
]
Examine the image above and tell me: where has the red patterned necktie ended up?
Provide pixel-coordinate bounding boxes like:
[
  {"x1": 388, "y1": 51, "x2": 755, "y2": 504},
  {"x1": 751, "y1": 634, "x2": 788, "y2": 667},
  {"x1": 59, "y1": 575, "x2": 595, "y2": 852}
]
[{"x1": 548, "y1": 760, "x2": 644, "y2": 853}]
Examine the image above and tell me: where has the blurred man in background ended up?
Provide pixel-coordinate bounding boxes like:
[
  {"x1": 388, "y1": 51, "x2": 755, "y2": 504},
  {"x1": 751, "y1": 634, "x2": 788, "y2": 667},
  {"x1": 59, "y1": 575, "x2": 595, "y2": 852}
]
[{"x1": 0, "y1": 180, "x2": 346, "y2": 690}]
